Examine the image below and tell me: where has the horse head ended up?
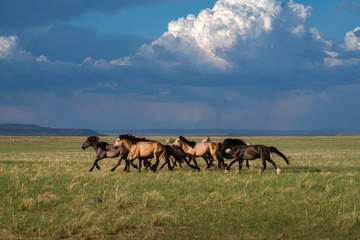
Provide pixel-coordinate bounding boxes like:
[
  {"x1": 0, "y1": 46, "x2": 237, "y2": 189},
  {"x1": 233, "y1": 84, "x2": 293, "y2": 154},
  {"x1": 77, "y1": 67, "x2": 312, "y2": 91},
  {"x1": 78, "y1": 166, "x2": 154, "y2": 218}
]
[
  {"x1": 202, "y1": 137, "x2": 212, "y2": 143},
  {"x1": 82, "y1": 136, "x2": 99, "y2": 149},
  {"x1": 113, "y1": 136, "x2": 123, "y2": 149},
  {"x1": 165, "y1": 138, "x2": 175, "y2": 144},
  {"x1": 173, "y1": 137, "x2": 182, "y2": 147}
]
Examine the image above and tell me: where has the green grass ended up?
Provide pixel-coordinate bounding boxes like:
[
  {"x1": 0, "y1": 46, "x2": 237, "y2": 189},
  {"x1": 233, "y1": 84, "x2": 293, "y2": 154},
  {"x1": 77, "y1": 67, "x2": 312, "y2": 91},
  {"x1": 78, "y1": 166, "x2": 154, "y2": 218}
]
[{"x1": 0, "y1": 136, "x2": 359, "y2": 239}]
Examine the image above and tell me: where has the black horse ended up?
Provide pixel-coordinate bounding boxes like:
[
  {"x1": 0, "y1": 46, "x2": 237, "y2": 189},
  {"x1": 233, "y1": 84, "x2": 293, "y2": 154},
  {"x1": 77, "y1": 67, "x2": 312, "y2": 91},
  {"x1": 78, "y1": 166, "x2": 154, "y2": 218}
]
[
  {"x1": 220, "y1": 138, "x2": 251, "y2": 168},
  {"x1": 81, "y1": 136, "x2": 137, "y2": 172},
  {"x1": 224, "y1": 143, "x2": 289, "y2": 174}
]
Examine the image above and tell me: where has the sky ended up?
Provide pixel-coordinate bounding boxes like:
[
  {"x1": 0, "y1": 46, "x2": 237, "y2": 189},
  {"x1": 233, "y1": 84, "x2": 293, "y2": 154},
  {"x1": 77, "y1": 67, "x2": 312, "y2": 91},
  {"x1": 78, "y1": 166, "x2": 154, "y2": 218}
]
[{"x1": 0, "y1": 0, "x2": 360, "y2": 131}]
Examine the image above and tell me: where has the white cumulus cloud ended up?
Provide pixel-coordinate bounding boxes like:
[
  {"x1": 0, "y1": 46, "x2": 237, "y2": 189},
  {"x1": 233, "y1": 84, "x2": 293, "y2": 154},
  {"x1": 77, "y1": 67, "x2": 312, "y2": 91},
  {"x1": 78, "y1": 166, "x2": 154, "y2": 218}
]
[
  {"x1": 345, "y1": 27, "x2": 360, "y2": 51},
  {"x1": 139, "y1": 0, "x2": 319, "y2": 69},
  {"x1": 0, "y1": 36, "x2": 18, "y2": 59}
]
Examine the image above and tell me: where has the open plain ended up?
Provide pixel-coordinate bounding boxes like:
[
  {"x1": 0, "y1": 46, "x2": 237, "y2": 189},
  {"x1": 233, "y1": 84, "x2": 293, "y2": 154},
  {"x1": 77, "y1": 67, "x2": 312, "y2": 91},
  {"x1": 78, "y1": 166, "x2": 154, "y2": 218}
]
[{"x1": 0, "y1": 136, "x2": 359, "y2": 239}]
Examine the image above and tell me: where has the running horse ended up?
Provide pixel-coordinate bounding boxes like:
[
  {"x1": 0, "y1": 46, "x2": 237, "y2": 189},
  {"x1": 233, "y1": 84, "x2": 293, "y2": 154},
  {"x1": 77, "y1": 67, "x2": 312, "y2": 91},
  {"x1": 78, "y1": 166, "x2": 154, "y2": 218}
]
[
  {"x1": 113, "y1": 134, "x2": 172, "y2": 172},
  {"x1": 220, "y1": 138, "x2": 252, "y2": 168},
  {"x1": 224, "y1": 143, "x2": 290, "y2": 174},
  {"x1": 81, "y1": 136, "x2": 137, "y2": 172},
  {"x1": 173, "y1": 136, "x2": 225, "y2": 170}
]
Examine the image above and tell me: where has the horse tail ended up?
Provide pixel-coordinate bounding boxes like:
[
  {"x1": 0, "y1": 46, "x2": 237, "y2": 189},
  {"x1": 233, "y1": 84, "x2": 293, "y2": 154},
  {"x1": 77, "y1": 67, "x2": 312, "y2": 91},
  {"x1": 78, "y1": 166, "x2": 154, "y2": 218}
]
[{"x1": 270, "y1": 147, "x2": 289, "y2": 164}]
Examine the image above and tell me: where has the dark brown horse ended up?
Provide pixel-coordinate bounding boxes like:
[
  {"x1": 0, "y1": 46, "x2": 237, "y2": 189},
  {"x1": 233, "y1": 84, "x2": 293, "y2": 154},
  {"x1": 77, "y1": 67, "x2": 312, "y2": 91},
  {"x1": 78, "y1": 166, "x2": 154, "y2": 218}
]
[
  {"x1": 224, "y1": 143, "x2": 289, "y2": 174},
  {"x1": 173, "y1": 136, "x2": 225, "y2": 170},
  {"x1": 220, "y1": 138, "x2": 252, "y2": 168},
  {"x1": 113, "y1": 134, "x2": 173, "y2": 172},
  {"x1": 81, "y1": 136, "x2": 136, "y2": 172}
]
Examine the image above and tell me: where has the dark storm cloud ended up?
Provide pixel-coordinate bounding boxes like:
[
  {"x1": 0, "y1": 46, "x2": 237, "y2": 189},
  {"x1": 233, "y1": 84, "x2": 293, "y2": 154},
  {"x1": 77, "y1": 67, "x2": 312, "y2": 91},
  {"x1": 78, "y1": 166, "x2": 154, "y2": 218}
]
[
  {"x1": 0, "y1": 0, "x2": 190, "y2": 30},
  {"x1": 1, "y1": 0, "x2": 360, "y2": 130},
  {"x1": 20, "y1": 25, "x2": 151, "y2": 63}
]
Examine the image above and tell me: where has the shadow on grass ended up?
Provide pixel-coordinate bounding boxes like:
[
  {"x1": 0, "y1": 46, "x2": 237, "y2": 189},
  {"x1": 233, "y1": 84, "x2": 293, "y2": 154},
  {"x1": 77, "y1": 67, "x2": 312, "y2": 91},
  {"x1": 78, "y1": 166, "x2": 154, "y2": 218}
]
[
  {"x1": 282, "y1": 166, "x2": 360, "y2": 173},
  {"x1": 283, "y1": 166, "x2": 323, "y2": 173}
]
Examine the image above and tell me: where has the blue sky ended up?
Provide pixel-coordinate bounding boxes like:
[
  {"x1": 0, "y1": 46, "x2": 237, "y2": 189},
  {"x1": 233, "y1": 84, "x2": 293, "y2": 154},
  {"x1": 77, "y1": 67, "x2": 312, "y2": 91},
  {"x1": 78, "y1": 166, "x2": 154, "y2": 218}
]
[{"x1": 1, "y1": 0, "x2": 360, "y2": 130}]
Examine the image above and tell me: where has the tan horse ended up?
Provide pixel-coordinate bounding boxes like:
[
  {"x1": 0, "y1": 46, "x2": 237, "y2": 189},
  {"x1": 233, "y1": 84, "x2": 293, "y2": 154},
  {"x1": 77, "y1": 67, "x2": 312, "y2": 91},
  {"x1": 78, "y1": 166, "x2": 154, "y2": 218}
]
[
  {"x1": 164, "y1": 138, "x2": 199, "y2": 170},
  {"x1": 113, "y1": 134, "x2": 171, "y2": 172},
  {"x1": 173, "y1": 136, "x2": 225, "y2": 170}
]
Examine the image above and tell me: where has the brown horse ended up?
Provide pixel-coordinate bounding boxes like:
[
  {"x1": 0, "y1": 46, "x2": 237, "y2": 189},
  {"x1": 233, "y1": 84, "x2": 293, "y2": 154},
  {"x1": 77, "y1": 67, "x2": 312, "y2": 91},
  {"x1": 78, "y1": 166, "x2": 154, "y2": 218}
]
[
  {"x1": 81, "y1": 136, "x2": 137, "y2": 172},
  {"x1": 164, "y1": 138, "x2": 199, "y2": 170},
  {"x1": 113, "y1": 134, "x2": 172, "y2": 172},
  {"x1": 173, "y1": 136, "x2": 225, "y2": 170}
]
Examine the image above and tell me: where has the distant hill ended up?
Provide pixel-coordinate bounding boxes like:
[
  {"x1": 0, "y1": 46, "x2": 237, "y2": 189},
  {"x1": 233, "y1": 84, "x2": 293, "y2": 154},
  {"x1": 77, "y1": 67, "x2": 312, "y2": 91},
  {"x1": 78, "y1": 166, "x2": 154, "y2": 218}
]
[
  {"x1": 0, "y1": 124, "x2": 104, "y2": 136},
  {"x1": 1, "y1": 124, "x2": 359, "y2": 137}
]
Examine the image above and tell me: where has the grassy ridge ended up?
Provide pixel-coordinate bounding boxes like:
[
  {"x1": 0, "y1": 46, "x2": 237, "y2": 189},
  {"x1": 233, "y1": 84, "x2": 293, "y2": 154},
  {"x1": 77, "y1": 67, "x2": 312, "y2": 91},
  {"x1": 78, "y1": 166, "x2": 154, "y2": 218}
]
[{"x1": 0, "y1": 136, "x2": 359, "y2": 239}]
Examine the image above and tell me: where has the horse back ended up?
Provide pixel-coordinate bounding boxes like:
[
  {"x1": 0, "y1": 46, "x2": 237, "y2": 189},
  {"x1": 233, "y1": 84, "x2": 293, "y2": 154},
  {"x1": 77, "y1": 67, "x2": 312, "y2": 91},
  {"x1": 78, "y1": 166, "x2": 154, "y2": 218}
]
[{"x1": 132, "y1": 141, "x2": 164, "y2": 158}]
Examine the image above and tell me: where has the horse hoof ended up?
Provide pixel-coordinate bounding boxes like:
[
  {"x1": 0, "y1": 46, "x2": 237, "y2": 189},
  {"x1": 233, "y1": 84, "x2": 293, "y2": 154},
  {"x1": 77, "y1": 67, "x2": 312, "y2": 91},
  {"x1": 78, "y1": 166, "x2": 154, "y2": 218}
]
[
  {"x1": 277, "y1": 168, "x2": 281, "y2": 174},
  {"x1": 224, "y1": 169, "x2": 228, "y2": 174}
]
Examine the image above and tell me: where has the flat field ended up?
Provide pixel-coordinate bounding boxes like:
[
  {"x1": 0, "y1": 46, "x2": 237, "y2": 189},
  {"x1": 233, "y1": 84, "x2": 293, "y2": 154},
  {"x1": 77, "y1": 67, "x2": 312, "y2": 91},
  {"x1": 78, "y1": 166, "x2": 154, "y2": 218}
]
[{"x1": 0, "y1": 136, "x2": 359, "y2": 239}]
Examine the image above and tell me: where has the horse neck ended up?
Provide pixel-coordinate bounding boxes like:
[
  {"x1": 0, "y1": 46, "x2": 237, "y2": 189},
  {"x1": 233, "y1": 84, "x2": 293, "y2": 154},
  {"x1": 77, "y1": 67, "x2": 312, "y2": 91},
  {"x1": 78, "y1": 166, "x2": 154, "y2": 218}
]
[
  {"x1": 121, "y1": 139, "x2": 133, "y2": 151},
  {"x1": 89, "y1": 141, "x2": 100, "y2": 151},
  {"x1": 181, "y1": 141, "x2": 195, "y2": 153}
]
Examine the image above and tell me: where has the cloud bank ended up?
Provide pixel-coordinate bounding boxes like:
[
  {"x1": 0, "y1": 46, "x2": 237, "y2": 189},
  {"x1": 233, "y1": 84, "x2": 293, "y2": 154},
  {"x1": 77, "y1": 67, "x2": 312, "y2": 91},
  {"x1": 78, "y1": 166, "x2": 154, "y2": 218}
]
[{"x1": 1, "y1": 0, "x2": 360, "y2": 130}]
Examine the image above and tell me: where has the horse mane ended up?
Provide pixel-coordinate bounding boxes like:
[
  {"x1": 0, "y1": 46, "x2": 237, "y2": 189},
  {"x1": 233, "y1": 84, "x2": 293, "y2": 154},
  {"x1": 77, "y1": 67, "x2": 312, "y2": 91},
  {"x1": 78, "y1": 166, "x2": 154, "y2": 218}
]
[
  {"x1": 87, "y1": 136, "x2": 109, "y2": 150},
  {"x1": 119, "y1": 134, "x2": 154, "y2": 144},
  {"x1": 222, "y1": 138, "x2": 247, "y2": 146},
  {"x1": 179, "y1": 136, "x2": 196, "y2": 147},
  {"x1": 98, "y1": 141, "x2": 109, "y2": 150},
  {"x1": 88, "y1": 136, "x2": 100, "y2": 141}
]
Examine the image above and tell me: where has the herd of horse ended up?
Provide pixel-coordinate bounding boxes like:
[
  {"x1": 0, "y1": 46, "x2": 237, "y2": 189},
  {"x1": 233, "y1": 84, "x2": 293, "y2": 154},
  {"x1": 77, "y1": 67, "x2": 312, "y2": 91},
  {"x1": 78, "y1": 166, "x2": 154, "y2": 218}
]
[{"x1": 81, "y1": 134, "x2": 290, "y2": 174}]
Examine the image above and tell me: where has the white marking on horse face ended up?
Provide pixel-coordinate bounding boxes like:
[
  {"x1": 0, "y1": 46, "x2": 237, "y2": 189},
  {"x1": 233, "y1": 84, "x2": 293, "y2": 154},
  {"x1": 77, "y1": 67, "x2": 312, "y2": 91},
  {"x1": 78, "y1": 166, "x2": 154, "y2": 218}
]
[
  {"x1": 225, "y1": 148, "x2": 232, "y2": 154},
  {"x1": 277, "y1": 168, "x2": 281, "y2": 174},
  {"x1": 173, "y1": 138, "x2": 181, "y2": 147},
  {"x1": 202, "y1": 137, "x2": 211, "y2": 143},
  {"x1": 165, "y1": 138, "x2": 174, "y2": 144},
  {"x1": 114, "y1": 138, "x2": 121, "y2": 148}
]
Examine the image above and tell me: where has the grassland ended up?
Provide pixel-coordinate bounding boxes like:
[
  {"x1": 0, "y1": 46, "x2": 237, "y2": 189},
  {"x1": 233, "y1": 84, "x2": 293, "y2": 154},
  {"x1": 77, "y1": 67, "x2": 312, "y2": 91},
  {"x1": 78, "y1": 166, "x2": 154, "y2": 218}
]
[{"x1": 0, "y1": 136, "x2": 359, "y2": 239}]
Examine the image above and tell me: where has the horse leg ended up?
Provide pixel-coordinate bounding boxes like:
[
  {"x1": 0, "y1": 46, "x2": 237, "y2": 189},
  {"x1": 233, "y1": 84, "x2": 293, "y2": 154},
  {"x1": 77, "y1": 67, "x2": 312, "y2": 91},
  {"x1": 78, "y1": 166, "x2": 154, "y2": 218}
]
[
  {"x1": 246, "y1": 160, "x2": 250, "y2": 169},
  {"x1": 151, "y1": 156, "x2": 160, "y2": 172},
  {"x1": 183, "y1": 157, "x2": 197, "y2": 169},
  {"x1": 138, "y1": 158, "x2": 143, "y2": 172},
  {"x1": 212, "y1": 150, "x2": 224, "y2": 169},
  {"x1": 168, "y1": 160, "x2": 174, "y2": 170},
  {"x1": 89, "y1": 158, "x2": 102, "y2": 172},
  {"x1": 143, "y1": 159, "x2": 151, "y2": 170},
  {"x1": 123, "y1": 159, "x2": 131, "y2": 172},
  {"x1": 160, "y1": 161, "x2": 167, "y2": 169},
  {"x1": 111, "y1": 157, "x2": 123, "y2": 172},
  {"x1": 167, "y1": 156, "x2": 174, "y2": 170},
  {"x1": 161, "y1": 156, "x2": 173, "y2": 170},
  {"x1": 130, "y1": 160, "x2": 138, "y2": 169},
  {"x1": 192, "y1": 158, "x2": 201, "y2": 171},
  {"x1": 216, "y1": 154, "x2": 225, "y2": 169},
  {"x1": 207, "y1": 155, "x2": 215, "y2": 167},
  {"x1": 224, "y1": 157, "x2": 239, "y2": 173},
  {"x1": 203, "y1": 156, "x2": 211, "y2": 169},
  {"x1": 238, "y1": 158, "x2": 245, "y2": 174},
  {"x1": 266, "y1": 157, "x2": 280, "y2": 174},
  {"x1": 170, "y1": 156, "x2": 181, "y2": 168},
  {"x1": 261, "y1": 156, "x2": 267, "y2": 173}
]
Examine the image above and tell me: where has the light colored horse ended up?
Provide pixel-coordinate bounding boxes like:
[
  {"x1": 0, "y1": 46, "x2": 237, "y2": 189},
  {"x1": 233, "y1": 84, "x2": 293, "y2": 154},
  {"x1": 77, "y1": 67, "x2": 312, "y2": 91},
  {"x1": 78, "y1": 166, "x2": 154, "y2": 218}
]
[
  {"x1": 173, "y1": 136, "x2": 225, "y2": 170},
  {"x1": 113, "y1": 134, "x2": 171, "y2": 172},
  {"x1": 164, "y1": 138, "x2": 199, "y2": 170}
]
